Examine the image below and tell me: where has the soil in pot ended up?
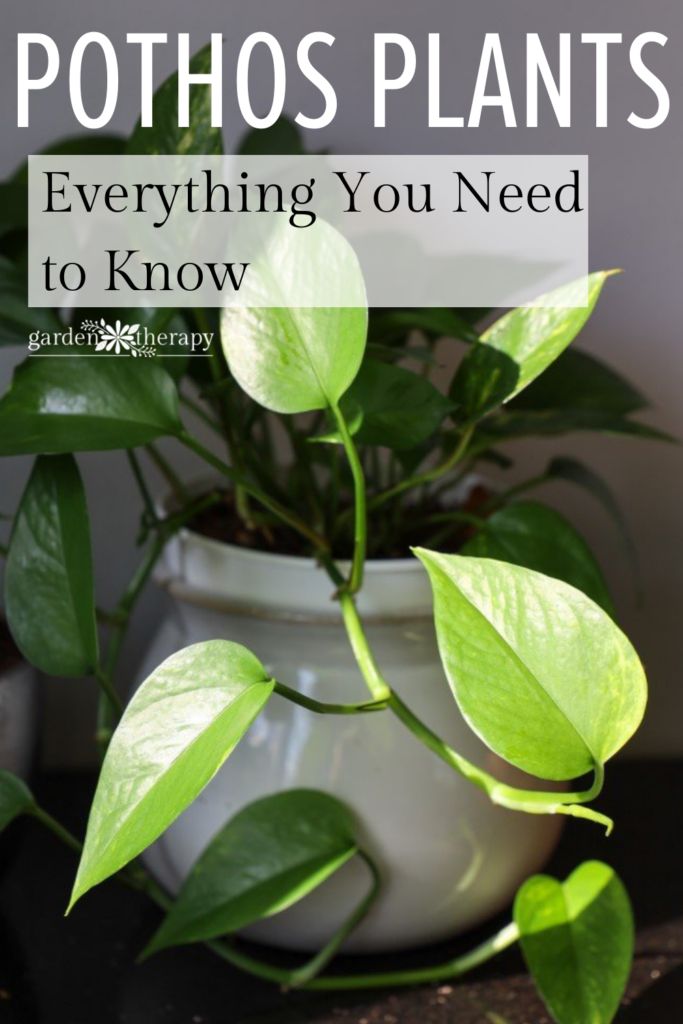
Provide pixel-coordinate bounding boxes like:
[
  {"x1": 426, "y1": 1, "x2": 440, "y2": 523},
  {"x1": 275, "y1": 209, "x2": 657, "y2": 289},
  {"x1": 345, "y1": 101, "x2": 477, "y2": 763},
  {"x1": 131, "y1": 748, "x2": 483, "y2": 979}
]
[{"x1": 186, "y1": 484, "x2": 492, "y2": 560}]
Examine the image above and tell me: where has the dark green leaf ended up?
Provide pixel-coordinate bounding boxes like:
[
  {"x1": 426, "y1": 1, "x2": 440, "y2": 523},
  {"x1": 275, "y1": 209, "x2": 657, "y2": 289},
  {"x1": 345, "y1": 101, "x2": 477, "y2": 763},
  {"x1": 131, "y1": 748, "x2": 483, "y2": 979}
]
[
  {"x1": 5, "y1": 455, "x2": 98, "y2": 676},
  {"x1": 462, "y1": 501, "x2": 614, "y2": 615},
  {"x1": 144, "y1": 789, "x2": 358, "y2": 955},
  {"x1": 0, "y1": 255, "x2": 62, "y2": 344},
  {"x1": 0, "y1": 771, "x2": 34, "y2": 831},
  {"x1": 545, "y1": 457, "x2": 640, "y2": 595},
  {"x1": 11, "y1": 134, "x2": 126, "y2": 185},
  {"x1": 414, "y1": 550, "x2": 647, "y2": 781},
  {"x1": 451, "y1": 273, "x2": 612, "y2": 419},
  {"x1": 334, "y1": 358, "x2": 453, "y2": 450},
  {"x1": 515, "y1": 861, "x2": 633, "y2": 1024},
  {"x1": 510, "y1": 348, "x2": 647, "y2": 416},
  {"x1": 0, "y1": 357, "x2": 182, "y2": 455},
  {"x1": 369, "y1": 308, "x2": 478, "y2": 345},
  {"x1": 69, "y1": 640, "x2": 274, "y2": 909},
  {"x1": 237, "y1": 117, "x2": 304, "y2": 156},
  {"x1": 478, "y1": 409, "x2": 674, "y2": 443},
  {"x1": 127, "y1": 45, "x2": 223, "y2": 156}
]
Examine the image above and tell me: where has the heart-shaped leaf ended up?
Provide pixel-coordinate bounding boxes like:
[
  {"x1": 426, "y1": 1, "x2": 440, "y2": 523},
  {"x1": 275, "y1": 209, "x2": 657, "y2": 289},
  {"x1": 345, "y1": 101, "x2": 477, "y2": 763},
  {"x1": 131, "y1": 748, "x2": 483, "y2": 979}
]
[
  {"x1": 461, "y1": 501, "x2": 614, "y2": 615},
  {"x1": 414, "y1": 550, "x2": 647, "y2": 781},
  {"x1": 221, "y1": 219, "x2": 367, "y2": 413},
  {"x1": 0, "y1": 771, "x2": 34, "y2": 832},
  {"x1": 127, "y1": 44, "x2": 223, "y2": 156},
  {"x1": 326, "y1": 358, "x2": 453, "y2": 450},
  {"x1": 515, "y1": 861, "x2": 633, "y2": 1024},
  {"x1": 510, "y1": 348, "x2": 647, "y2": 417},
  {"x1": 4, "y1": 455, "x2": 98, "y2": 676},
  {"x1": 69, "y1": 641, "x2": 274, "y2": 909},
  {"x1": 0, "y1": 357, "x2": 181, "y2": 455},
  {"x1": 144, "y1": 789, "x2": 358, "y2": 956},
  {"x1": 450, "y1": 272, "x2": 612, "y2": 419}
]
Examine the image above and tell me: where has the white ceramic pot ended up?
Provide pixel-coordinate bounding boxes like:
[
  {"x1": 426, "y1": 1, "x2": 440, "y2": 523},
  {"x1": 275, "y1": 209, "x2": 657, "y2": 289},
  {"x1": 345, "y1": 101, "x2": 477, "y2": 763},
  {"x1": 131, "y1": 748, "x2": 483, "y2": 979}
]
[{"x1": 140, "y1": 518, "x2": 562, "y2": 954}]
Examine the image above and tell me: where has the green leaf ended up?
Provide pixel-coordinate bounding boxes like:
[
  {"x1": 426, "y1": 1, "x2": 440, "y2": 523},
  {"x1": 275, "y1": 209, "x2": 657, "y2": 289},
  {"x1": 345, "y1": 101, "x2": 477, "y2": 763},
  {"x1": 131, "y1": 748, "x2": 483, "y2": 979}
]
[
  {"x1": 0, "y1": 255, "x2": 62, "y2": 344},
  {"x1": 11, "y1": 134, "x2": 126, "y2": 185},
  {"x1": 545, "y1": 457, "x2": 640, "y2": 594},
  {"x1": 0, "y1": 357, "x2": 182, "y2": 455},
  {"x1": 451, "y1": 272, "x2": 613, "y2": 419},
  {"x1": 414, "y1": 550, "x2": 647, "y2": 780},
  {"x1": 221, "y1": 220, "x2": 367, "y2": 413},
  {"x1": 510, "y1": 348, "x2": 647, "y2": 417},
  {"x1": 332, "y1": 358, "x2": 453, "y2": 450},
  {"x1": 237, "y1": 116, "x2": 304, "y2": 156},
  {"x1": 127, "y1": 44, "x2": 223, "y2": 156},
  {"x1": 477, "y1": 408, "x2": 673, "y2": 443},
  {"x1": 0, "y1": 771, "x2": 34, "y2": 831},
  {"x1": 144, "y1": 789, "x2": 358, "y2": 956},
  {"x1": 369, "y1": 308, "x2": 478, "y2": 345},
  {"x1": 69, "y1": 640, "x2": 274, "y2": 909},
  {"x1": 4, "y1": 455, "x2": 98, "y2": 676},
  {"x1": 515, "y1": 861, "x2": 633, "y2": 1024},
  {"x1": 461, "y1": 501, "x2": 614, "y2": 615}
]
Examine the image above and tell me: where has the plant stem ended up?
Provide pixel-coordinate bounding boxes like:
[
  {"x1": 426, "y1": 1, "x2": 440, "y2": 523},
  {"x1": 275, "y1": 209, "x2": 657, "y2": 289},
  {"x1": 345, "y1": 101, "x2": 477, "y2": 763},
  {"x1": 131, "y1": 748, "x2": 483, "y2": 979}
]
[
  {"x1": 334, "y1": 583, "x2": 612, "y2": 832},
  {"x1": 338, "y1": 593, "x2": 391, "y2": 702},
  {"x1": 273, "y1": 680, "x2": 388, "y2": 715},
  {"x1": 179, "y1": 431, "x2": 328, "y2": 552},
  {"x1": 331, "y1": 404, "x2": 366, "y2": 593},
  {"x1": 145, "y1": 444, "x2": 189, "y2": 505},
  {"x1": 302, "y1": 921, "x2": 520, "y2": 990},
  {"x1": 180, "y1": 392, "x2": 223, "y2": 435},
  {"x1": 370, "y1": 425, "x2": 475, "y2": 512},
  {"x1": 31, "y1": 806, "x2": 83, "y2": 854}
]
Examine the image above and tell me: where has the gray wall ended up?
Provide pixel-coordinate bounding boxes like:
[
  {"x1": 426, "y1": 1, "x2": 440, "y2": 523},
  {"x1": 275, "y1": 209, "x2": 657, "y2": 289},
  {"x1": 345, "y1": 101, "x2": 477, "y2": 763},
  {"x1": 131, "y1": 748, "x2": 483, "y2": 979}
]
[{"x1": 1, "y1": 0, "x2": 681, "y2": 763}]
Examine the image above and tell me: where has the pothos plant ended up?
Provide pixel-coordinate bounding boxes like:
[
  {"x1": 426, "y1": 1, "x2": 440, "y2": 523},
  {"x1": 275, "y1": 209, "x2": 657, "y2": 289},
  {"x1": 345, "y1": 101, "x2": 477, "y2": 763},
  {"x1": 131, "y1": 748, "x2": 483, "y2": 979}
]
[{"x1": 0, "y1": 46, "x2": 667, "y2": 1024}]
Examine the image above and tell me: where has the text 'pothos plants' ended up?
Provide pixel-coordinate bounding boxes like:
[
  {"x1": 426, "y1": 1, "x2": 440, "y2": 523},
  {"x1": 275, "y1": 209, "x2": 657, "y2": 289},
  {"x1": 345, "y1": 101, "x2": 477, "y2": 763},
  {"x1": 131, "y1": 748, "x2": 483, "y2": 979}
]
[{"x1": 0, "y1": 44, "x2": 664, "y2": 1024}]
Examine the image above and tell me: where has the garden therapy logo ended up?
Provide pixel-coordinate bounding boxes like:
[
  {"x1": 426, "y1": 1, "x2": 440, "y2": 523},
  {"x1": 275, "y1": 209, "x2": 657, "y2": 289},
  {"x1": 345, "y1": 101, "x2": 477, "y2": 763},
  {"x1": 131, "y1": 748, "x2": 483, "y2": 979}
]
[{"x1": 27, "y1": 318, "x2": 214, "y2": 357}]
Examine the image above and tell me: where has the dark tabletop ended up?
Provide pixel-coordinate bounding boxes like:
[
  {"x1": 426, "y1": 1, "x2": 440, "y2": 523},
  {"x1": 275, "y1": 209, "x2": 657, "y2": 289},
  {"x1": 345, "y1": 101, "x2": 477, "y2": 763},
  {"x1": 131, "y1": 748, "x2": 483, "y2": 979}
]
[{"x1": 0, "y1": 762, "x2": 681, "y2": 1024}]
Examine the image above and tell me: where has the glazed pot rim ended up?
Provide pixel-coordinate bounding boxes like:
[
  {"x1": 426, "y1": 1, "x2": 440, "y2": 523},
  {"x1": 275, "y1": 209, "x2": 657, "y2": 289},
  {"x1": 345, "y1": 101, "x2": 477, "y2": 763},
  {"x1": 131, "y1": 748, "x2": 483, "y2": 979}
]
[{"x1": 158, "y1": 473, "x2": 475, "y2": 573}]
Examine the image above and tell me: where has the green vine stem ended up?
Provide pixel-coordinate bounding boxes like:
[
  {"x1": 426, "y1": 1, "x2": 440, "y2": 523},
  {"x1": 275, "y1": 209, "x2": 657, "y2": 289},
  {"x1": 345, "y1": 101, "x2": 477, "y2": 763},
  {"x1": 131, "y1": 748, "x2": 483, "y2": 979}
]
[
  {"x1": 331, "y1": 404, "x2": 366, "y2": 593},
  {"x1": 368, "y1": 423, "x2": 475, "y2": 512},
  {"x1": 335, "y1": 548, "x2": 612, "y2": 832},
  {"x1": 179, "y1": 431, "x2": 328, "y2": 551},
  {"x1": 273, "y1": 681, "x2": 388, "y2": 715},
  {"x1": 30, "y1": 798, "x2": 518, "y2": 992}
]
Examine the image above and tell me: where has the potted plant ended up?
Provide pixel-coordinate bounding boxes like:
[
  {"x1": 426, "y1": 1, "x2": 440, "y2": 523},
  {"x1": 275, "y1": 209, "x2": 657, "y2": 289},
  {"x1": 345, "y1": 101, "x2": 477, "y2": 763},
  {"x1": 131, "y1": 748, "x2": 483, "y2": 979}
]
[{"x1": 0, "y1": 49, "x2": 666, "y2": 1023}]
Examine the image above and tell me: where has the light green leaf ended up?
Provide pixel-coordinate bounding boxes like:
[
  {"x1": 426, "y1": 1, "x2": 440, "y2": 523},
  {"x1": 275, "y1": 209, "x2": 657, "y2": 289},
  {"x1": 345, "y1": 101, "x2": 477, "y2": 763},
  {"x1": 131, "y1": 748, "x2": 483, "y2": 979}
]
[
  {"x1": 144, "y1": 789, "x2": 358, "y2": 956},
  {"x1": 69, "y1": 640, "x2": 274, "y2": 909},
  {"x1": 414, "y1": 550, "x2": 647, "y2": 780},
  {"x1": 0, "y1": 357, "x2": 181, "y2": 455},
  {"x1": 515, "y1": 861, "x2": 633, "y2": 1024},
  {"x1": 510, "y1": 348, "x2": 647, "y2": 416},
  {"x1": 5, "y1": 455, "x2": 98, "y2": 676},
  {"x1": 461, "y1": 501, "x2": 614, "y2": 615},
  {"x1": 0, "y1": 771, "x2": 34, "y2": 831},
  {"x1": 127, "y1": 44, "x2": 223, "y2": 156},
  {"x1": 450, "y1": 272, "x2": 613, "y2": 419},
  {"x1": 221, "y1": 219, "x2": 367, "y2": 413},
  {"x1": 333, "y1": 358, "x2": 453, "y2": 450}
]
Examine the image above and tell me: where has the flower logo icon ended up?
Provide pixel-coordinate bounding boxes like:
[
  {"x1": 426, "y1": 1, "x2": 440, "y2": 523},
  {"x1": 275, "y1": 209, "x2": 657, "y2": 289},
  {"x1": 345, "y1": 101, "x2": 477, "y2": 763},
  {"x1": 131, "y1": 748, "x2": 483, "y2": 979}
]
[{"x1": 81, "y1": 319, "x2": 154, "y2": 357}]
